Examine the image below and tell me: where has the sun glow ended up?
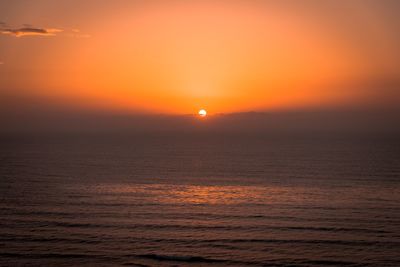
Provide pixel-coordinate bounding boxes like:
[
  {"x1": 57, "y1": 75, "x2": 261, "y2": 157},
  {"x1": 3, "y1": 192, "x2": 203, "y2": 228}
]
[
  {"x1": 198, "y1": 109, "x2": 207, "y2": 117},
  {"x1": 0, "y1": 1, "x2": 398, "y2": 115}
]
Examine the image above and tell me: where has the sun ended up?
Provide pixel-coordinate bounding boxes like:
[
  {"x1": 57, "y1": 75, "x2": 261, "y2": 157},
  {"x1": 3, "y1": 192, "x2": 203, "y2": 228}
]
[{"x1": 198, "y1": 109, "x2": 207, "y2": 117}]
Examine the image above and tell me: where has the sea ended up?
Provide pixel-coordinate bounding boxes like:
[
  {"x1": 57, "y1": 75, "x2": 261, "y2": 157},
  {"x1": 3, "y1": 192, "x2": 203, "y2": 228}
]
[{"x1": 1, "y1": 132, "x2": 399, "y2": 266}]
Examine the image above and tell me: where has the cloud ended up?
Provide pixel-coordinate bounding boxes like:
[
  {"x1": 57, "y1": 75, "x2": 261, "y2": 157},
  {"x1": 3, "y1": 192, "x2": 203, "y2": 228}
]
[
  {"x1": 67, "y1": 28, "x2": 91, "y2": 38},
  {"x1": 1, "y1": 27, "x2": 63, "y2": 37},
  {"x1": 0, "y1": 24, "x2": 90, "y2": 38}
]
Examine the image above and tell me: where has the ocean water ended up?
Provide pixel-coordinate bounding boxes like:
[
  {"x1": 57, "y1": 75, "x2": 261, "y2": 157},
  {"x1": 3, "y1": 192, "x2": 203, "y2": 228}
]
[{"x1": 1, "y1": 133, "x2": 399, "y2": 267}]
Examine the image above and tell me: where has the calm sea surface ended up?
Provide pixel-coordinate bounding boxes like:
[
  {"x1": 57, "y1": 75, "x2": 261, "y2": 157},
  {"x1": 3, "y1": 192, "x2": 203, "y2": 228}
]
[{"x1": 1, "y1": 133, "x2": 399, "y2": 266}]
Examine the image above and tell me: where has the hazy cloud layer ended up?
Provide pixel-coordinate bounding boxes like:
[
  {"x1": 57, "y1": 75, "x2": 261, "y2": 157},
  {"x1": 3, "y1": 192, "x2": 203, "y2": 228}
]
[{"x1": 0, "y1": 93, "x2": 398, "y2": 134}]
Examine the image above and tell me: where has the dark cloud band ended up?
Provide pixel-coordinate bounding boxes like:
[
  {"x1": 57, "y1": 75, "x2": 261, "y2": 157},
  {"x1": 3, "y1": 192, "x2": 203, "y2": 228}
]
[{"x1": 1, "y1": 27, "x2": 62, "y2": 37}]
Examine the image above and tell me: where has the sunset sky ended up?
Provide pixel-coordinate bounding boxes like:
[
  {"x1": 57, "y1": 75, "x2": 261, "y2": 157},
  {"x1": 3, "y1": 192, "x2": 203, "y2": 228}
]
[{"x1": 1, "y1": 0, "x2": 399, "y2": 116}]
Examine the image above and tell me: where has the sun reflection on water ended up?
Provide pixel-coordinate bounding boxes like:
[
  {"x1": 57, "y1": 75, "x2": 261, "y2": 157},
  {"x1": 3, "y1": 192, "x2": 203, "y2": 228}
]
[{"x1": 92, "y1": 184, "x2": 310, "y2": 205}]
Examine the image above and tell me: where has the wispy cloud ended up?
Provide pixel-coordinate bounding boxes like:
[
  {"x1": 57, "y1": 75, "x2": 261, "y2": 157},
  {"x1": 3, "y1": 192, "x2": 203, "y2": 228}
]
[
  {"x1": 0, "y1": 23, "x2": 90, "y2": 38},
  {"x1": 67, "y1": 28, "x2": 91, "y2": 38},
  {"x1": 1, "y1": 27, "x2": 63, "y2": 37}
]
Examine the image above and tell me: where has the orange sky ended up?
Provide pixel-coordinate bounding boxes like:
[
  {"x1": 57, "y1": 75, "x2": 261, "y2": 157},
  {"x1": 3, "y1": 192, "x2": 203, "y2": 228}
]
[{"x1": 0, "y1": 0, "x2": 399, "y2": 115}]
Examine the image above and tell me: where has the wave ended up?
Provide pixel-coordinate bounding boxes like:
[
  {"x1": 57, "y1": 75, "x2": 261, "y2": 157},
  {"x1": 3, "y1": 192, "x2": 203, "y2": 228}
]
[
  {"x1": 1, "y1": 218, "x2": 392, "y2": 235},
  {"x1": 3, "y1": 230, "x2": 399, "y2": 248},
  {"x1": 138, "y1": 253, "x2": 226, "y2": 263},
  {"x1": 0, "y1": 252, "x2": 112, "y2": 260},
  {"x1": 0, "y1": 252, "x2": 369, "y2": 267},
  {"x1": 0, "y1": 235, "x2": 102, "y2": 245},
  {"x1": 4, "y1": 208, "x2": 399, "y2": 226},
  {"x1": 136, "y1": 254, "x2": 362, "y2": 266},
  {"x1": 132, "y1": 237, "x2": 400, "y2": 248},
  {"x1": 301, "y1": 260, "x2": 358, "y2": 266}
]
